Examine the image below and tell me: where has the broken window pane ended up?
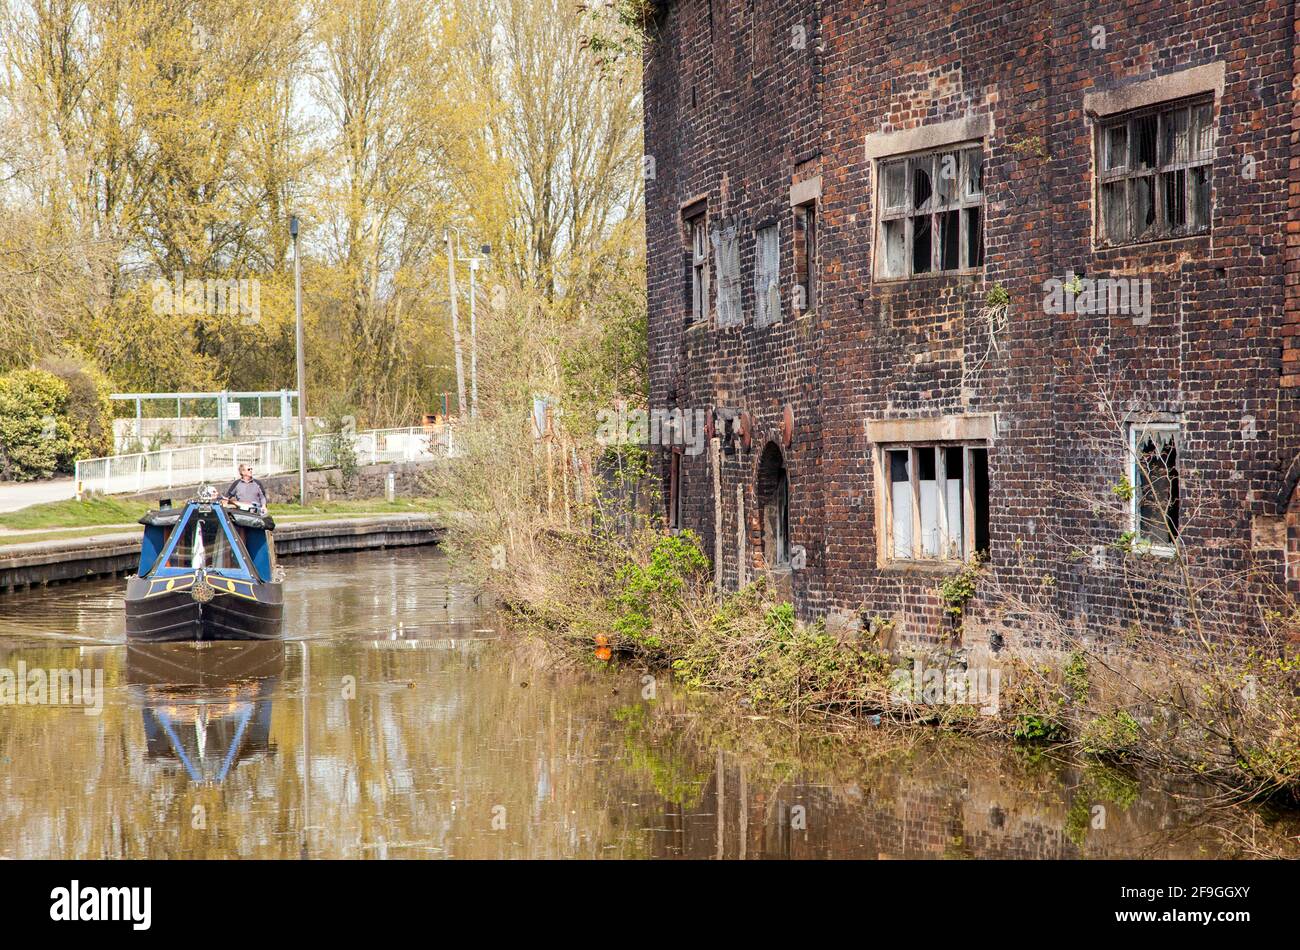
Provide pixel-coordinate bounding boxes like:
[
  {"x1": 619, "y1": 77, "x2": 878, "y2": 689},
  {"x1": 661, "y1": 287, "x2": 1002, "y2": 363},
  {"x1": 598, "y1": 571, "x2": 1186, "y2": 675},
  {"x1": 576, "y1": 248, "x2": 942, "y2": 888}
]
[
  {"x1": 1131, "y1": 114, "x2": 1157, "y2": 170},
  {"x1": 1190, "y1": 167, "x2": 1211, "y2": 229},
  {"x1": 1136, "y1": 428, "x2": 1179, "y2": 546},
  {"x1": 1102, "y1": 181, "x2": 1127, "y2": 242},
  {"x1": 879, "y1": 144, "x2": 984, "y2": 278},
  {"x1": 1098, "y1": 99, "x2": 1212, "y2": 246},
  {"x1": 911, "y1": 214, "x2": 932, "y2": 274},
  {"x1": 964, "y1": 207, "x2": 983, "y2": 268},
  {"x1": 1162, "y1": 169, "x2": 1187, "y2": 231},
  {"x1": 886, "y1": 443, "x2": 988, "y2": 561},
  {"x1": 1131, "y1": 175, "x2": 1155, "y2": 239},
  {"x1": 1160, "y1": 107, "x2": 1190, "y2": 165},
  {"x1": 889, "y1": 450, "x2": 913, "y2": 560},
  {"x1": 912, "y1": 158, "x2": 933, "y2": 212},
  {"x1": 971, "y1": 448, "x2": 990, "y2": 555},
  {"x1": 881, "y1": 219, "x2": 906, "y2": 277},
  {"x1": 1103, "y1": 124, "x2": 1128, "y2": 171},
  {"x1": 1192, "y1": 103, "x2": 1215, "y2": 157},
  {"x1": 882, "y1": 161, "x2": 907, "y2": 211},
  {"x1": 964, "y1": 148, "x2": 984, "y2": 198},
  {"x1": 940, "y1": 210, "x2": 960, "y2": 270},
  {"x1": 935, "y1": 151, "x2": 959, "y2": 206}
]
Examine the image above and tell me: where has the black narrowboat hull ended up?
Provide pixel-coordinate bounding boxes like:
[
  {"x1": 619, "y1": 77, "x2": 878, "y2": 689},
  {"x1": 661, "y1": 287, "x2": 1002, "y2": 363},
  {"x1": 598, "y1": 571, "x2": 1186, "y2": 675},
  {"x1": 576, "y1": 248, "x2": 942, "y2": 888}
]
[{"x1": 124, "y1": 576, "x2": 283, "y2": 642}]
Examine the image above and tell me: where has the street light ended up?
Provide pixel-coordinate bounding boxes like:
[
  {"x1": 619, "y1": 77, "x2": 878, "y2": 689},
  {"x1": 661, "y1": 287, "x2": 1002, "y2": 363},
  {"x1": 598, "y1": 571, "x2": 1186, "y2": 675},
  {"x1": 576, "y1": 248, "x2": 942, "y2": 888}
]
[
  {"x1": 290, "y1": 214, "x2": 307, "y2": 504},
  {"x1": 443, "y1": 229, "x2": 467, "y2": 419},
  {"x1": 463, "y1": 243, "x2": 491, "y2": 420},
  {"x1": 454, "y1": 239, "x2": 492, "y2": 421},
  {"x1": 445, "y1": 229, "x2": 492, "y2": 421}
]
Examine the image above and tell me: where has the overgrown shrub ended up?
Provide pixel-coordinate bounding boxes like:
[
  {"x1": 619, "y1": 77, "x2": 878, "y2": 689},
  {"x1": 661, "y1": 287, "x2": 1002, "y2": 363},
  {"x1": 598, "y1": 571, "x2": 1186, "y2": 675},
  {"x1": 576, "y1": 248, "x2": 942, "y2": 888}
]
[
  {"x1": 0, "y1": 369, "x2": 78, "y2": 481},
  {"x1": 37, "y1": 355, "x2": 113, "y2": 460},
  {"x1": 610, "y1": 530, "x2": 709, "y2": 651},
  {"x1": 1080, "y1": 710, "x2": 1141, "y2": 758}
]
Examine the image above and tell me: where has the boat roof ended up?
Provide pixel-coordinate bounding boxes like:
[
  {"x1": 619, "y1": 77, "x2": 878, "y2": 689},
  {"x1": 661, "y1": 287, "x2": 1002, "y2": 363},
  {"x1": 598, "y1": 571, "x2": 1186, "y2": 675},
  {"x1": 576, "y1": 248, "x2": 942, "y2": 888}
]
[{"x1": 139, "y1": 499, "x2": 275, "y2": 532}]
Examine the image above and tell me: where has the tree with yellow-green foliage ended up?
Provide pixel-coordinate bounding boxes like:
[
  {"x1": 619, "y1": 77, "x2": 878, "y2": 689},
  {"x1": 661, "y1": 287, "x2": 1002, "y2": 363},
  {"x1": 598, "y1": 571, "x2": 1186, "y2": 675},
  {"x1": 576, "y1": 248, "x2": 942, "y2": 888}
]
[{"x1": 0, "y1": 0, "x2": 645, "y2": 458}]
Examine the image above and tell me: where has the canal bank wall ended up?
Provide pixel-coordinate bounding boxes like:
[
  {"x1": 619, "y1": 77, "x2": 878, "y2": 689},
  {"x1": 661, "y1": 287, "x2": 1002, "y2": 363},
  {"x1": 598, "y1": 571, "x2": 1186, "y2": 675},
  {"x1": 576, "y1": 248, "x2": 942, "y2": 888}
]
[{"x1": 0, "y1": 513, "x2": 444, "y2": 594}]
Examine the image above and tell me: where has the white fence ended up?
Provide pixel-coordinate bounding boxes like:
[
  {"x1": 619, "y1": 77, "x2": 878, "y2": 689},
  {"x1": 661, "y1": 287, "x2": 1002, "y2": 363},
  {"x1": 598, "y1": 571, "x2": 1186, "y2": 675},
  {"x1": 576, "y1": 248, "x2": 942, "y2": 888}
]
[{"x1": 74, "y1": 425, "x2": 454, "y2": 497}]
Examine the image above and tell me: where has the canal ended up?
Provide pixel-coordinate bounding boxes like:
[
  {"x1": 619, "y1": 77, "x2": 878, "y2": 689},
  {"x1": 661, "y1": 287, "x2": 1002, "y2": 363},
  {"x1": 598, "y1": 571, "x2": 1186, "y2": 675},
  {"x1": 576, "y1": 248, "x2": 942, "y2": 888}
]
[{"x1": 0, "y1": 547, "x2": 1296, "y2": 859}]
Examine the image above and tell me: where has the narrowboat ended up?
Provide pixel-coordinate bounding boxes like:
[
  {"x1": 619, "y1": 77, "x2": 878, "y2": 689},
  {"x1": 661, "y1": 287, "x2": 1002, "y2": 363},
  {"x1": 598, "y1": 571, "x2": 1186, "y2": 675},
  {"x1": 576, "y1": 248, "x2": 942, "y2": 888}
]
[{"x1": 124, "y1": 486, "x2": 284, "y2": 641}]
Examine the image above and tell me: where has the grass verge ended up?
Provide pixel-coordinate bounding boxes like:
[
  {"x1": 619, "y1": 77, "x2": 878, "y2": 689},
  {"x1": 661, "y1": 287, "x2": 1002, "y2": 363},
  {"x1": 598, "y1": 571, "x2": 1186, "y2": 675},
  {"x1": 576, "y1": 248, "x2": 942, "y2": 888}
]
[
  {"x1": 0, "y1": 496, "x2": 148, "y2": 530},
  {"x1": 0, "y1": 495, "x2": 446, "y2": 545}
]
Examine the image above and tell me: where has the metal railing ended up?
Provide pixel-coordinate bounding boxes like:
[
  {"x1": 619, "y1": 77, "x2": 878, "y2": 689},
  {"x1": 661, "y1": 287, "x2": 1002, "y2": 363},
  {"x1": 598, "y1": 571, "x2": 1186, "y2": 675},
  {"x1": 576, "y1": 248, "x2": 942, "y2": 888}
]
[{"x1": 74, "y1": 425, "x2": 454, "y2": 497}]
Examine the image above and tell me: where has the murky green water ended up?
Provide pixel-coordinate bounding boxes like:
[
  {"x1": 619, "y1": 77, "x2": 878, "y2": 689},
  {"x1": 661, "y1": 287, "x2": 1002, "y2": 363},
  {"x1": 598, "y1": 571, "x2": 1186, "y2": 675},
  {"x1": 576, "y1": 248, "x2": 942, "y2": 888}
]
[{"x1": 0, "y1": 547, "x2": 1296, "y2": 859}]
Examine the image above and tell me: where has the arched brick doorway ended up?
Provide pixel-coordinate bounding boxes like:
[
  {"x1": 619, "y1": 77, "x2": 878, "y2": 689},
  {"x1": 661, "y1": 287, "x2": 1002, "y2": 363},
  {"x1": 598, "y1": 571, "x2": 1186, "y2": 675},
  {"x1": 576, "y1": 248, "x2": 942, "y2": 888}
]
[{"x1": 756, "y1": 442, "x2": 789, "y2": 568}]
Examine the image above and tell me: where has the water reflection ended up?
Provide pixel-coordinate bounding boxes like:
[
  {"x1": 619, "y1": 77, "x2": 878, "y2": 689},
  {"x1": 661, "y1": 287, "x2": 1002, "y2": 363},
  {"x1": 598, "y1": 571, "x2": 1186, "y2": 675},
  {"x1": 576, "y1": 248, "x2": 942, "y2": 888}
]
[
  {"x1": 0, "y1": 548, "x2": 1297, "y2": 859},
  {"x1": 128, "y1": 643, "x2": 283, "y2": 785}
]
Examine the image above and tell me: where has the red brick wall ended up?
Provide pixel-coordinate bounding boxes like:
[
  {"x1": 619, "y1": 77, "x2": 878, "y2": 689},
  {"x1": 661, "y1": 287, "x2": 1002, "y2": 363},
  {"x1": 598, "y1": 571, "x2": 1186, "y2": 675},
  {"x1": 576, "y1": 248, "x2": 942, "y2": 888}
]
[{"x1": 644, "y1": 0, "x2": 1300, "y2": 647}]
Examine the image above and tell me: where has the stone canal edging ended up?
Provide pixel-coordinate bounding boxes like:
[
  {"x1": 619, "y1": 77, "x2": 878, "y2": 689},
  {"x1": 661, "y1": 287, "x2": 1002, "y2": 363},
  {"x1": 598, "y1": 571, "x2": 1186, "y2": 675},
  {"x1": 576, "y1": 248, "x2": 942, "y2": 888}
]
[{"x1": 0, "y1": 514, "x2": 444, "y2": 594}]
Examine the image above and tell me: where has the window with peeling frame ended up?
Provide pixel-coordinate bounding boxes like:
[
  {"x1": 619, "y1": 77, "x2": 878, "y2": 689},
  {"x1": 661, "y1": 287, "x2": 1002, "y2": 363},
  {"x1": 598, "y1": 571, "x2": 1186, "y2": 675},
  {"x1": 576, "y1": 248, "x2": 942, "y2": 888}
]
[
  {"x1": 793, "y1": 200, "x2": 817, "y2": 314},
  {"x1": 685, "y1": 212, "x2": 709, "y2": 326},
  {"x1": 668, "y1": 448, "x2": 683, "y2": 530},
  {"x1": 1129, "y1": 423, "x2": 1180, "y2": 552},
  {"x1": 1097, "y1": 97, "x2": 1214, "y2": 246},
  {"x1": 881, "y1": 443, "x2": 990, "y2": 562},
  {"x1": 876, "y1": 144, "x2": 985, "y2": 280}
]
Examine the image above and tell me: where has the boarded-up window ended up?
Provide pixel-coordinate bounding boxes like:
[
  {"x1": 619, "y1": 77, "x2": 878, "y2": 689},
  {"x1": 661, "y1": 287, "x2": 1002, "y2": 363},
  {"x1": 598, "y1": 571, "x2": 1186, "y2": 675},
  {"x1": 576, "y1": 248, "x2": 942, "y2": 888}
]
[
  {"x1": 882, "y1": 443, "x2": 989, "y2": 562},
  {"x1": 711, "y1": 222, "x2": 742, "y2": 327},
  {"x1": 1097, "y1": 98, "x2": 1214, "y2": 246},
  {"x1": 753, "y1": 224, "x2": 781, "y2": 327}
]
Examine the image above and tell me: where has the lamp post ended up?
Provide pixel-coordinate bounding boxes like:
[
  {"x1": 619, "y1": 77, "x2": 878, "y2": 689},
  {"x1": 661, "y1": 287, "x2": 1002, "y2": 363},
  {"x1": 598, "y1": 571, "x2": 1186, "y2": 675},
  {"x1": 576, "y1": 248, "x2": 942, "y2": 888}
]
[
  {"x1": 444, "y1": 229, "x2": 467, "y2": 419},
  {"x1": 291, "y1": 215, "x2": 307, "y2": 504},
  {"x1": 444, "y1": 229, "x2": 492, "y2": 422},
  {"x1": 466, "y1": 243, "x2": 491, "y2": 420}
]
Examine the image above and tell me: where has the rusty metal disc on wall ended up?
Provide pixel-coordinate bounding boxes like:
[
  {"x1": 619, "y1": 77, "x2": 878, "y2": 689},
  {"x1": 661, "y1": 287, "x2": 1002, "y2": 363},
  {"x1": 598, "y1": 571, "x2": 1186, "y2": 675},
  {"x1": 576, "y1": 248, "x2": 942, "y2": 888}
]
[
  {"x1": 781, "y1": 404, "x2": 794, "y2": 446},
  {"x1": 739, "y1": 411, "x2": 752, "y2": 450}
]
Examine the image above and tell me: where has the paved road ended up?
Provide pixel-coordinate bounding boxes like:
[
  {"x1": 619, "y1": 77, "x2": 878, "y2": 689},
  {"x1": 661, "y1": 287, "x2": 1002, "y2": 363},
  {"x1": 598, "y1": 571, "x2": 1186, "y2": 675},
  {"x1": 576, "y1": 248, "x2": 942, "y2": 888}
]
[{"x1": 0, "y1": 478, "x2": 77, "y2": 513}]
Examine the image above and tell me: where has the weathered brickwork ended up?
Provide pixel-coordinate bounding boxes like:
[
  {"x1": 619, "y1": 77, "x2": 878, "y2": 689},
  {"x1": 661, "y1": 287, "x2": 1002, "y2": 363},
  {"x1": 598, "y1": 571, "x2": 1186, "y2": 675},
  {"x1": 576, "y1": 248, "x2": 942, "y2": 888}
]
[{"x1": 644, "y1": 0, "x2": 1300, "y2": 650}]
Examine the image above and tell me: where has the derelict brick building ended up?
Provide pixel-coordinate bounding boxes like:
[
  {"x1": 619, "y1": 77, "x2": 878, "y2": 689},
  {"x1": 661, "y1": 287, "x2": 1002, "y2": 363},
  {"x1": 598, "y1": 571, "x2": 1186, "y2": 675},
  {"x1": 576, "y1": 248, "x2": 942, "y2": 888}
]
[{"x1": 642, "y1": 0, "x2": 1300, "y2": 651}]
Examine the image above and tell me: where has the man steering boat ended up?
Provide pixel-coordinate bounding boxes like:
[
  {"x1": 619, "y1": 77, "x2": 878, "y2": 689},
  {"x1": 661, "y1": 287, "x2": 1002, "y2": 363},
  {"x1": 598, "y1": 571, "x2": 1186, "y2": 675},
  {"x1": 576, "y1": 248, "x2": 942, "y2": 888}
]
[{"x1": 224, "y1": 463, "x2": 269, "y2": 514}]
